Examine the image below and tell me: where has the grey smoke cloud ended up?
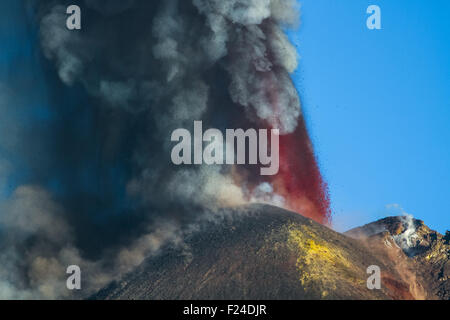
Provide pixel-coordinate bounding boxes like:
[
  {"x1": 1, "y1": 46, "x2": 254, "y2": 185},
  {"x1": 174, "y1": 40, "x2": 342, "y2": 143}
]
[
  {"x1": 85, "y1": 0, "x2": 137, "y2": 16},
  {"x1": 0, "y1": 186, "x2": 77, "y2": 299},
  {"x1": 40, "y1": 0, "x2": 302, "y2": 211},
  {"x1": 0, "y1": 185, "x2": 191, "y2": 299},
  {"x1": 0, "y1": 0, "x2": 304, "y2": 299}
]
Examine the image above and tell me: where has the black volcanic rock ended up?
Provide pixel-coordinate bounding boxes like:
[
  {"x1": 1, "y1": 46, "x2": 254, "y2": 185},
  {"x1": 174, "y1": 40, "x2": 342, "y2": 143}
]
[
  {"x1": 444, "y1": 231, "x2": 450, "y2": 245},
  {"x1": 94, "y1": 205, "x2": 449, "y2": 300}
]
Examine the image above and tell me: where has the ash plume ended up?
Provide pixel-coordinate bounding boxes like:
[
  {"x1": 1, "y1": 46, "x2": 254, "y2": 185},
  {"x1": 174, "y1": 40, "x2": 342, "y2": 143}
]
[{"x1": 0, "y1": 0, "x2": 330, "y2": 298}]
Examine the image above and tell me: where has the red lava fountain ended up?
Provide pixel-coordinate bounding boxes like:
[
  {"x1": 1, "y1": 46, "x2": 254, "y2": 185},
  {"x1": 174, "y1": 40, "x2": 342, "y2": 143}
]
[
  {"x1": 262, "y1": 72, "x2": 331, "y2": 225},
  {"x1": 272, "y1": 119, "x2": 331, "y2": 225}
]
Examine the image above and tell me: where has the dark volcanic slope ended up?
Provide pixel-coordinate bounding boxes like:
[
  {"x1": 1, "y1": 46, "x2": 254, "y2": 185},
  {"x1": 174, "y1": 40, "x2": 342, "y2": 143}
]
[{"x1": 93, "y1": 205, "x2": 441, "y2": 300}]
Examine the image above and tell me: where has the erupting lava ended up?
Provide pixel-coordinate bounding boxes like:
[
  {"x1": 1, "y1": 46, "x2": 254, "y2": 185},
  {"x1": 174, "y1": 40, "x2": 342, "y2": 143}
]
[
  {"x1": 259, "y1": 72, "x2": 331, "y2": 225},
  {"x1": 272, "y1": 120, "x2": 331, "y2": 225},
  {"x1": 234, "y1": 104, "x2": 331, "y2": 225}
]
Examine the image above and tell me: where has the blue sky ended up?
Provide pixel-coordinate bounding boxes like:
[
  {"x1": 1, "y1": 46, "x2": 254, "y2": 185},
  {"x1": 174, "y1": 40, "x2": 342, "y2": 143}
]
[{"x1": 288, "y1": 0, "x2": 450, "y2": 232}]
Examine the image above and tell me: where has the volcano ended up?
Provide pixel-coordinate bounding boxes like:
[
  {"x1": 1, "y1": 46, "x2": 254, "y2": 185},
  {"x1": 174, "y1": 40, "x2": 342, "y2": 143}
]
[{"x1": 93, "y1": 205, "x2": 449, "y2": 300}]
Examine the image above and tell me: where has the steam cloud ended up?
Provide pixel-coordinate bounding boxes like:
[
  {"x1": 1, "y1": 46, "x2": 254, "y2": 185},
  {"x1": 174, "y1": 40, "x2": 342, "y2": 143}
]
[
  {"x1": 0, "y1": 0, "x2": 330, "y2": 299},
  {"x1": 386, "y1": 204, "x2": 419, "y2": 253}
]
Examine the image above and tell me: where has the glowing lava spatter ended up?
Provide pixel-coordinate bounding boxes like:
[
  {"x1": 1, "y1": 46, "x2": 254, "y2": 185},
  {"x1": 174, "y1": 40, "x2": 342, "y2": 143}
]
[
  {"x1": 261, "y1": 71, "x2": 331, "y2": 225},
  {"x1": 273, "y1": 119, "x2": 331, "y2": 225}
]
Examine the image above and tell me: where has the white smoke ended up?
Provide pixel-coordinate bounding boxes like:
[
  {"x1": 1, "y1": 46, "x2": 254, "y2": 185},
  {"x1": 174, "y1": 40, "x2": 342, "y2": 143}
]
[
  {"x1": 250, "y1": 182, "x2": 285, "y2": 207},
  {"x1": 387, "y1": 204, "x2": 419, "y2": 252},
  {"x1": 394, "y1": 215, "x2": 418, "y2": 251}
]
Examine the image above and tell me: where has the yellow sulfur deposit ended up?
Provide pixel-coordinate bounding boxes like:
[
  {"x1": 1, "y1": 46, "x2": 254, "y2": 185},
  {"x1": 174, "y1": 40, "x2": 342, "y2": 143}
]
[{"x1": 286, "y1": 224, "x2": 363, "y2": 297}]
